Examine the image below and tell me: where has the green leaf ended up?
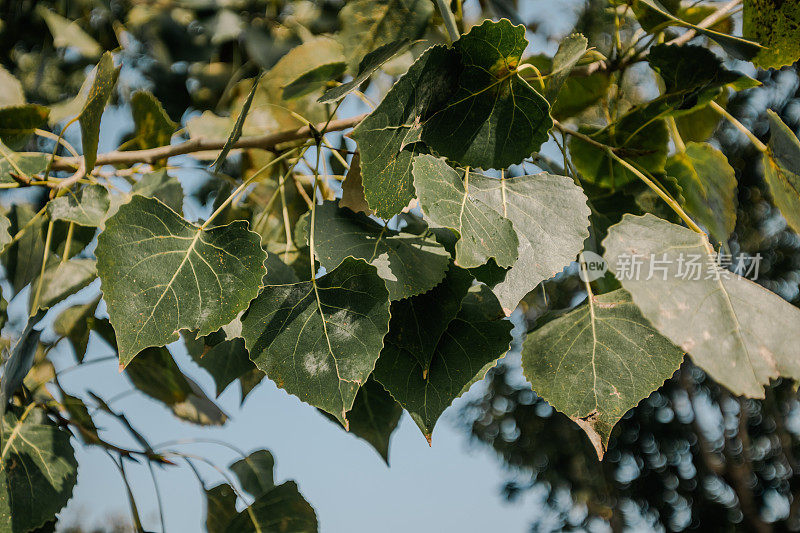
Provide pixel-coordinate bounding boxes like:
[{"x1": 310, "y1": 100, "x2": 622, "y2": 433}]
[
  {"x1": 412, "y1": 155, "x2": 519, "y2": 269},
  {"x1": 219, "y1": 450, "x2": 318, "y2": 533},
  {"x1": 764, "y1": 110, "x2": 800, "y2": 235},
  {"x1": 319, "y1": 40, "x2": 411, "y2": 104},
  {"x1": 545, "y1": 34, "x2": 589, "y2": 106},
  {"x1": 467, "y1": 168, "x2": 591, "y2": 313},
  {"x1": 53, "y1": 297, "x2": 101, "y2": 363},
  {"x1": 522, "y1": 288, "x2": 684, "y2": 459},
  {"x1": 0, "y1": 313, "x2": 44, "y2": 415},
  {"x1": 47, "y1": 184, "x2": 110, "y2": 227},
  {"x1": 421, "y1": 19, "x2": 553, "y2": 169},
  {"x1": 648, "y1": 44, "x2": 758, "y2": 113},
  {"x1": 185, "y1": 334, "x2": 254, "y2": 397},
  {"x1": 0, "y1": 406, "x2": 78, "y2": 533},
  {"x1": 338, "y1": 0, "x2": 432, "y2": 72},
  {"x1": 569, "y1": 108, "x2": 669, "y2": 189},
  {"x1": 131, "y1": 169, "x2": 184, "y2": 214},
  {"x1": 351, "y1": 45, "x2": 461, "y2": 218},
  {"x1": 743, "y1": 0, "x2": 800, "y2": 69},
  {"x1": 125, "y1": 346, "x2": 228, "y2": 425},
  {"x1": 323, "y1": 378, "x2": 402, "y2": 464},
  {"x1": 375, "y1": 283, "x2": 512, "y2": 440},
  {"x1": 604, "y1": 214, "x2": 800, "y2": 398},
  {"x1": 224, "y1": 481, "x2": 318, "y2": 533},
  {"x1": 212, "y1": 73, "x2": 262, "y2": 172},
  {"x1": 666, "y1": 143, "x2": 737, "y2": 244},
  {"x1": 2, "y1": 204, "x2": 47, "y2": 293},
  {"x1": 206, "y1": 484, "x2": 237, "y2": 533},
  {"x1": 0, "y1": 105, "x2": 49, "y2": 151},
  {"x1": 230, "y1": 450, "x2": 275, "y2": 497},
  {"x1": 30, "y1": 258, "x2": 96, "y2": 312},
  {"x1": 37, "y1": 7, "x2": 101, "y2": 58},
  {"x1": 0, "y1": 141, "x2": 49, "y2": 183},
  {"x1": 96, "y1": 195, "x2": 267, "y2": 366},
  {"x1": 282, "y1": 62, "x2": 346, "y2": 100},
  {"x1": 637, "y1": 0, "x2": 763, "y2": 60},
  {"x1": 339, "y1": 153, "x2": 373, "y2": 215},
  {"x1": 242, "y1": 257, "x2": 391, "y2": 425},
  {"x1": 129, "y1": 91, "x2": 178, "y2": 151},
  {"x1": 312, "y1": 201, "x2": 450, "y2": 300},
  {"x1": 78, "y1": 52, "x2": 120, "y2": 170}
]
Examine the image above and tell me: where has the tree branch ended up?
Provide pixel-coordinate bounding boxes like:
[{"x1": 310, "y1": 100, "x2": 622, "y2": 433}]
[{"x1": 49, "y1": 114, "x2": 367, "y2": 172}]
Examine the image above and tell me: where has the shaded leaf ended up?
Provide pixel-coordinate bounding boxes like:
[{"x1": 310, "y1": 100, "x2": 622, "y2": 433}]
[
  {"x1": 131, "y1": 169, "x2": 184, "y2": 214},
  {"x1": 604, "y1": 214, "x2": 800, "y2": 398},
  {"x1": 323, "y1": 378, "x2": 402, "y2": 464},
  {"x1": 0, "y1": 406, "x2": 78, "y2": 533},
  {"x1": 422, "y1": 19, "x2": 553, "y2": 169},
  {"x1": 313, "y1": 201, "x2": 450, "y2": 300},
  {"x1": 53, "y1": 297, "x2": 101, "y2": 363},
  {"x1": 319, "y1": 40, "x2": 412, "y2": 103},
  {"x1": 0, "y1": 67, "x2": 24, "y2": 107},
  {"x1": 666, "y1": 143, "x2": 737, "y2": 244},
  {"x1": 212, "y1": 73, "x2": 262, "y2": 173},
  {"x1": 186, "y1": 334, "x2": 254, "y2": 397},
  {"x1": 47, "y1": 184, "x2": 110, "y2": 227},
  {"x1": 282, "y1": 62, "x2": 346, "y2": 100},
  {"x1": 764, "y1": 110, "x2": 800, "y2": 234},
  {"x1": 522, "y1": 289, "x2": 684, "y2": 459},
  {"x1": 351, "y1": 45, "x2": 460, "y2": 218},
  {"x1": 231, "y1": 450, "x2": 275, "y2": 497},
  {"x1": 242, "y1": 258, "x2": 390, "y2": 425},
  {"x1": 569, "y1": 108, "x2": 669, "y2": 189},
  {"x1": 78, "y1": 52, "x2": 120, "y2": 170},
  {"x1": 413, "y1": 154, "x2": 519, "y2": 269},
  {"x1": 0, "y1": 105, "x2": 49, "y2": 151},
  {"x1": 224, "y1": 481, "x2": 318, "y2": 533},
  {"x1": 125, "y1": 346, "x2": 228, "y2": 425},
  {"x1": 30, "y1": 259, "x2": 96, "y2": 312},
  {"x1": 205, "y1": 484, "x2": 237, "y2": 533},
  {"x1": 0, "y1": 312, "x2": 44, "y2": 415},
  {"x1": 375, "y1": 285, "x2": 512, "y2": 439},
  {"x1": 96, "y1": 195, "x2": 266, "y2": 366}
]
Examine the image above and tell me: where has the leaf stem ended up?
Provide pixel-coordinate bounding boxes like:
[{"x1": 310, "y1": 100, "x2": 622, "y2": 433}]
[
  {"x1": 435, "y1": 0, "x2": 460, "y2": 43},
  {"x1": 709, "y1": 101, "x2": 768, "y2": 152},
  {"x1": 30, "y1": 218, "x2": 55, "y2": 315},
  {"x1": 667, "y1": 116, "x2": 686, "y2": 153},
  {"x1": 606, "y1": 148, "x2": 705, "y2": 234}
]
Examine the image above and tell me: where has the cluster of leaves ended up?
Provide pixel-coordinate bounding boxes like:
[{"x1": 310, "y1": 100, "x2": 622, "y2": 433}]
[{"x1": 1, "y1": 0, "x2": 800, "y2": 530}]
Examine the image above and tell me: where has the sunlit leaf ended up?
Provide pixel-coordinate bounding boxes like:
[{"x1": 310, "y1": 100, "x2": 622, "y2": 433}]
[
  {"x1": 129, "y1": 90, "x2": 178, "y2": 151},
  {"x1": 339, "y1": 153, "x2": 373, "y2": 215},
  {"x1": 37, "y1": 7, "x2": 101, "y2": 58},
  {"x1": 212, "y1": 73, "x2": 262, "y2": 172},
  {"x1": 47, "y1": 184, "x2": 110, "y2": 227},
  {"x1": 30, "y1": 258, "x2": 96, "y2": 312},
  {"x1": 604, "y1": 214, "x2": 800, "y2": 398},
  {"x1": 743, "y1": 0, "x2": 800, "y2": 69},
  {"x1": 413, "y1": 154, "x2": 519, "y2": 269},
  {"x1": 338, "y1": 0, "x2": 432, "y2": 72}
]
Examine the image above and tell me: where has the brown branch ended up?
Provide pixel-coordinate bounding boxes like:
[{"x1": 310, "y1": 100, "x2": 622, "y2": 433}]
[{"x1": 49, "y1": 114, "x2": 367, "y2": 172}]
